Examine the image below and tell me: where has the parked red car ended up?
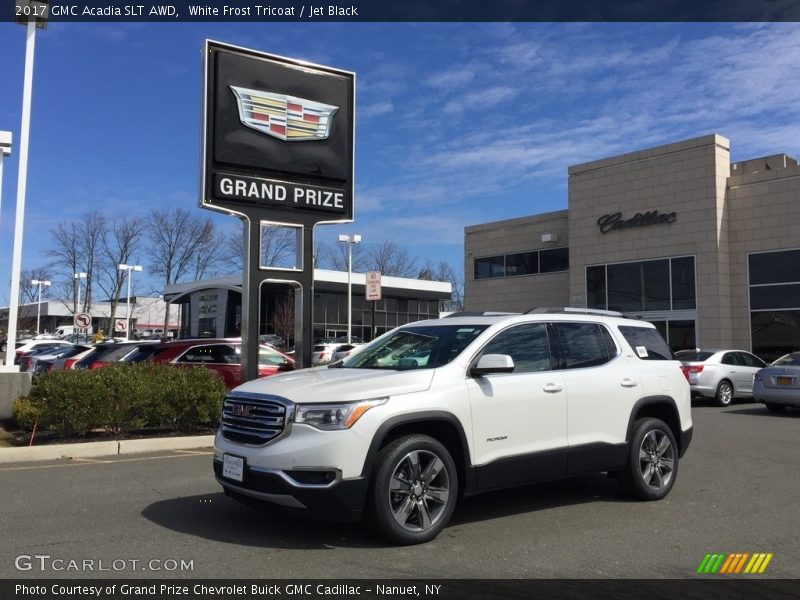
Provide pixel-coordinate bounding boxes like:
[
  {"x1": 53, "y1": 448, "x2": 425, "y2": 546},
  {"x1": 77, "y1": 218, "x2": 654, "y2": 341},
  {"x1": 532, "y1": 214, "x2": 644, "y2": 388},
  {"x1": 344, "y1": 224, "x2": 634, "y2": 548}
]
[{"x1": 127, "y1": 338, "x2": 294, "y2": 389}]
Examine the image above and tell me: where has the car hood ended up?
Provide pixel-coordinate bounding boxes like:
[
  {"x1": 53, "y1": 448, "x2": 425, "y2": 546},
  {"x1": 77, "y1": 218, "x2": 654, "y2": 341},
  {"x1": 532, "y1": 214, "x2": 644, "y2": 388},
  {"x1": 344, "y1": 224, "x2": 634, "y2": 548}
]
[{"x1": 231, "y1": 366, "x2": 435, "y2": 403}]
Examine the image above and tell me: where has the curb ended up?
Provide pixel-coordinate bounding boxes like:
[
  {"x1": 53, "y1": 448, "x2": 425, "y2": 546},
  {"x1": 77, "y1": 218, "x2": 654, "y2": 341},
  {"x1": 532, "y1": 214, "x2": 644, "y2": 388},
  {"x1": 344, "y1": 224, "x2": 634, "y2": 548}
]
[{"x1": 0, "y1": 435, "x2": 214, "y2": 464}]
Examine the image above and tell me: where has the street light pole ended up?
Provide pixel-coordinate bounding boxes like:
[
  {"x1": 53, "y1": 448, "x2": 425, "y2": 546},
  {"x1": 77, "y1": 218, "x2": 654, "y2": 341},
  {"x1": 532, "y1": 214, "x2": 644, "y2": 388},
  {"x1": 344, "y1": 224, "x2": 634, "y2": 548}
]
[
  {"x1": 74, "y1": 271, "x2": 87, "y2": 312},
  {"x1": 5, "y1": 2, "x2": 47, "y2": 367},
  {"x1": 31, "y1": 278, "x2": 50, "y2": 334},
  {"x1": 118, "y1": 264, "x2": 142, "y2": 341},
  {"x1": 0, "y1": 131, "x2": 11, "y2": 240},
  {"x1": 337, "y1": 234, "x2": 362, "y2": 343}
]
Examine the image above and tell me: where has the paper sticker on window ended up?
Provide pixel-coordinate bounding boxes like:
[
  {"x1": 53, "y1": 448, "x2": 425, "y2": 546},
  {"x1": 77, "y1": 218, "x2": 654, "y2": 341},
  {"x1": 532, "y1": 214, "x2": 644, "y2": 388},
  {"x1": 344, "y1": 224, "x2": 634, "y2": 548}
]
[{"x1": 636, "y1": 346, "x2": 649, "y2": 358}]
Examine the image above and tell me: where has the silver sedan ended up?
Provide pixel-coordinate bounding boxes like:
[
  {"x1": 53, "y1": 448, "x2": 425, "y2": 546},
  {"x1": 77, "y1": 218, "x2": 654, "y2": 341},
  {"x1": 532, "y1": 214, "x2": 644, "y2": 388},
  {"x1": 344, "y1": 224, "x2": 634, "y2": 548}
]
[
  {"x1": 676, "y1": 349, "x2": 766, "y2": 407},
  {"x1": 753, "y1": 352, "x2": 800, "y2": 413}
]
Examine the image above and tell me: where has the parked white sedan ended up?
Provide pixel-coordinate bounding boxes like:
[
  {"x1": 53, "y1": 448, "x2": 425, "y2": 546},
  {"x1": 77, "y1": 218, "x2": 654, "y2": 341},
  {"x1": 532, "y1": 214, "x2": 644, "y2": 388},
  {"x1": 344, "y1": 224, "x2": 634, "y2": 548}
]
[{"x1": 676, "y1": 349, "x2": 766, "y2": 406}]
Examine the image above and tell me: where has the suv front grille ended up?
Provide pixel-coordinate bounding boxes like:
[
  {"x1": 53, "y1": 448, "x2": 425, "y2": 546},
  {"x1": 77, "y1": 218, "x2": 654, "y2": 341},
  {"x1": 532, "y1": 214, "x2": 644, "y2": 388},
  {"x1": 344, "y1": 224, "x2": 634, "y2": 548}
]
[{"x1": 221, "y1": 393, "x2": 292, "y2": 446}]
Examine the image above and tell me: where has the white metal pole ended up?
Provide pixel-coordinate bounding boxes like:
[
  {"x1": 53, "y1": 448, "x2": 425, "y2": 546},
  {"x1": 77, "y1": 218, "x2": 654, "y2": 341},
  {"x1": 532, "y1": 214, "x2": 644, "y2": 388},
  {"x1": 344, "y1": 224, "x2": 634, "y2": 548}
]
[
  {"x1": 35, "y1": 282, "x2": 41, "y2": 334},
  {"x1": 5, "y1": 21, "x2": 37, "y2": 367},
  {"x1": 76, "y1": 276, "x2": 81, "y2": 312},
  {"x1": 347, "y1": 243, "x2": 353, "y2": 344},
  {"x1": 126, "y1": 269, "x2": 132, "y2": 341}
]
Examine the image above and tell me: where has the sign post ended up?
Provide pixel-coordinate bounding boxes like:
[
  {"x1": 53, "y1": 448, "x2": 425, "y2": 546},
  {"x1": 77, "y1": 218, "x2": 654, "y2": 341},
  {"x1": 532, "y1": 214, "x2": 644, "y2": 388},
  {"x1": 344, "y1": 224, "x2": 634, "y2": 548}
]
[
  {"x1": 201, "y1": 41, "x2": 355, "y2": 380},
  {"x1": 366, "y1": 271, "x2": 381, "y2": 341}
]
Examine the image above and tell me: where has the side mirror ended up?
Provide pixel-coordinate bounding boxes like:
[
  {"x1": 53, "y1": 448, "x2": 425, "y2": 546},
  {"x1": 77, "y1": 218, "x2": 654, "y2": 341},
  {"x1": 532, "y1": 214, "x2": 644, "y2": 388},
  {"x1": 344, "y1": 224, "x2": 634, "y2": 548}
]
[{"x1": 471, "y1": 354, "x2": 515, "y2": 377}]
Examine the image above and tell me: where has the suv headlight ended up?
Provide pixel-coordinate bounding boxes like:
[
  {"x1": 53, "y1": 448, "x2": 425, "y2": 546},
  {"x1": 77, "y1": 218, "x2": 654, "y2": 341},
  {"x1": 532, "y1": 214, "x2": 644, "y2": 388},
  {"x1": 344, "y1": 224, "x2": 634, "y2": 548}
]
[{"x1": 295, "y1": 398, "x2": 388, "y2": 430}]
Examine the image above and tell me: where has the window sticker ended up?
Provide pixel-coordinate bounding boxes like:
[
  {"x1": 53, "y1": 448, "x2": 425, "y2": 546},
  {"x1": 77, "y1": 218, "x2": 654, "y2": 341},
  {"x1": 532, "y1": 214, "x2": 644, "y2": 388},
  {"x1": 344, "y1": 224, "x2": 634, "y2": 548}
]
[{"x1": 636, "y1": 346, "x2": 649, "y2": 358}]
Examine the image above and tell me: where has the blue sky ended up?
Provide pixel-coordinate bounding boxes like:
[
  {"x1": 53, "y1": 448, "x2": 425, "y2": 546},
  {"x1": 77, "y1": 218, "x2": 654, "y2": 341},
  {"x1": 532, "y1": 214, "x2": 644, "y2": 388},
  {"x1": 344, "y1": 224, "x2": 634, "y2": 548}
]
[{"x1": 2, "y1": 22, "x2": 800, "y2": 303}]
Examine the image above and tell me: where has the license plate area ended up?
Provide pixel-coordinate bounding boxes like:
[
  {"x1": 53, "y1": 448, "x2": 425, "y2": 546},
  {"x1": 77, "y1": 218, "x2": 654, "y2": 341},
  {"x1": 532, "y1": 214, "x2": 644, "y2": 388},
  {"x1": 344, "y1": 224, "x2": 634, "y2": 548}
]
[
  {"x1": 222, "y1": 454, "x2": 245, "y2": 482},
  {"x1": 777, "y1": 376, "x2": 793, "y2": 385}
]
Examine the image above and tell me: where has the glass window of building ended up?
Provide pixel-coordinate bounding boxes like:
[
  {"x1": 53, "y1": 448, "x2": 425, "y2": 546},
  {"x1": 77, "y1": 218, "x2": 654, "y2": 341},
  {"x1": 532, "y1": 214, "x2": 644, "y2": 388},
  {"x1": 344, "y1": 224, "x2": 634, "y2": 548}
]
[
  {"x1": 749, "y1": 249, "x2": 800, "y2": 361},
  {"x1": 506, "y1": 252, "x2": 538, "y2": 277},
  {"x1": 540, "y1": 247, "x2": 569, "y2": 273},
  {"x1": 475, "y1": 256, "x2": 505, "y2": 279},
  {"x1": 588, "y1": 256, "x2": 695, "y2": 313}
]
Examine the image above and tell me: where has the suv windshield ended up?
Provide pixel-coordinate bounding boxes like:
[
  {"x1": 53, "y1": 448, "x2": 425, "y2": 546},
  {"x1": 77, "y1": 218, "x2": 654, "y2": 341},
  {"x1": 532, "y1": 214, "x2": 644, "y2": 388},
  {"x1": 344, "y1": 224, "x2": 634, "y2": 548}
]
[{"x1": 341, "y1": 325, "x2": 488, "y2": 370}]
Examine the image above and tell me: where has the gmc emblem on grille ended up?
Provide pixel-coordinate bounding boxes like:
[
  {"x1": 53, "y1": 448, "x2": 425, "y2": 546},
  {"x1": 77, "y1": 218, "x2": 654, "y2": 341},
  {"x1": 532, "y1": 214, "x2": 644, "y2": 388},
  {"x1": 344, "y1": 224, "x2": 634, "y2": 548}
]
[{"x1": 231, "y1": 404, "x2": 256, "y2": 418}]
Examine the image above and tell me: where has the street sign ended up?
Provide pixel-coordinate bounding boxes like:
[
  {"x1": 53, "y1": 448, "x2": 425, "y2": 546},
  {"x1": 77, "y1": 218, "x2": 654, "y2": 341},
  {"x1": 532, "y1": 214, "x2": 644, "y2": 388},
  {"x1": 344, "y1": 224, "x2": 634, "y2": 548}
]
[
  {"x1": 366, "y1": 271, "x2": 382, "y2": 301},
  {"x1": 74, "y1": 313, "x2": 91, "y2": 328},
  {"x1": 115, "y1": 319, "x2": 128, "y2": 333}
]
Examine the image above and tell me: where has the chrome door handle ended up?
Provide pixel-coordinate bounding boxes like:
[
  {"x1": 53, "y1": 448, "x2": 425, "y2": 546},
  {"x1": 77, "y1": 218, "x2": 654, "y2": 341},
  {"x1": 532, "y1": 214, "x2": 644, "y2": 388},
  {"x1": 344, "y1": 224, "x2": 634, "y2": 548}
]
[
  {"x1": 620, "y1": 378, "x2": 638, "y2": 388},
  {"x1": 543, "y1": 383, "x2": 563, "y2": 393}
]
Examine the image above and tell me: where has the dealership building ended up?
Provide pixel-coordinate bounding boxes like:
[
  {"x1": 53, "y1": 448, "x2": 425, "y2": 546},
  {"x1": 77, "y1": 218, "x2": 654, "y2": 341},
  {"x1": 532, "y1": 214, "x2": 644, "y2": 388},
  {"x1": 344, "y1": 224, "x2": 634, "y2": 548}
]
[
  {"x1": 465, "y1": 134, "x2": 800, "y2": 360},
  {"x1": 164, "y1": 269, "x2": 452, "y2": 343}
]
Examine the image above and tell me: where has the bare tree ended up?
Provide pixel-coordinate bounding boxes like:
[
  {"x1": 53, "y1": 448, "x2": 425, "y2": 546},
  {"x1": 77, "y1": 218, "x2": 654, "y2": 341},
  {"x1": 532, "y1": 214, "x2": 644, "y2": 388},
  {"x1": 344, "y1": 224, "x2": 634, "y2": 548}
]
[
  {"x1": 326, "y1": 238, "x2": 368, "y2": 272},
  {"x1": 95, "y1": 216, "x2": 147, "y2": 333},
  {"x1": 364, "y1": 240, "x2": 417, "y2": 277},
  {"x1": 20, "y1": 268, "x2": 53, "y2": 304},
  {"x1": 147, "y1": 208, "x2": 219, "y2": 331},
  {"x1": 272, "y1": 290, "x2": 295, "y2": 347},
  {"x1": 418, "y1": 259, "x2": 464, "y2": 312},
  {"x1": 48, "y1": 212, "x2": 107, "y2": 313},
  {"x1": 221, "y1": 224, "x2": 299, "y2": 272}
]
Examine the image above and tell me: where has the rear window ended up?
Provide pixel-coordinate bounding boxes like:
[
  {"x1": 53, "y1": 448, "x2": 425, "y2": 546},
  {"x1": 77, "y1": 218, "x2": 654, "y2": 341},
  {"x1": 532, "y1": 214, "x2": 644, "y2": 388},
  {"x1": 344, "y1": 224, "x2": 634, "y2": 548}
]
[
  {"x1": 773, "y1": 353, "x2": 800, "y2": 366},
  {"x1": 618, "y1": 326, "x2": 673, "y2": 360},
  {"x1": 674, "y1": 351, "x2": 714, "y2": 362}
]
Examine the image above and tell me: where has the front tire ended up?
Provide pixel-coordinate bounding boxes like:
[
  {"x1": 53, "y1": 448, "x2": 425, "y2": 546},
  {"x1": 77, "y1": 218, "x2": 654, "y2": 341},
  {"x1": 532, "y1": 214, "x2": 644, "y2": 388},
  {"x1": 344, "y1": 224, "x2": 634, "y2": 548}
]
[
  {"x1": 715, "y1": 380, "x2": 734, "y2": 407},
  {"x1": 368, "y1": 434, "x2": 458, "y2": 545},
  {"x1": 621, "y1": 418, "x2": 678, "y2": 501}
]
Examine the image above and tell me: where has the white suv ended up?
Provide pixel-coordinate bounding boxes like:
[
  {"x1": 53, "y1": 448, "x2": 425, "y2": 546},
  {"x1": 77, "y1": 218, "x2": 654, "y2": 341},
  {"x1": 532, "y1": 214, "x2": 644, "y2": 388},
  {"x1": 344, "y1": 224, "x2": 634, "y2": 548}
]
[{"x1": 214, "y1": 309, "x2": 693, "y2": 545}]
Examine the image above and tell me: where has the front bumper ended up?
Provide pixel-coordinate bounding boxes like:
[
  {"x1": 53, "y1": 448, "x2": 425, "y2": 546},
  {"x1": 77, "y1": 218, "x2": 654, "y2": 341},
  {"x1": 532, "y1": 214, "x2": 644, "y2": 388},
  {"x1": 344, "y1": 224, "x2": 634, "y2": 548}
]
[{"x1": 213, "y1": 458, "x2": 368, "y2": 522}]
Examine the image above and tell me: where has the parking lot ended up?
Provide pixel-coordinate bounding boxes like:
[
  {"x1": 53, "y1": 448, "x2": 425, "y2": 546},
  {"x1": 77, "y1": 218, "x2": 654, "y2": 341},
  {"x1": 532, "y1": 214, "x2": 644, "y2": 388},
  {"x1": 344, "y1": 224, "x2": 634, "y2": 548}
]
[{"x1": 1, "y1": 402, "x2": 798, "y2": 579}]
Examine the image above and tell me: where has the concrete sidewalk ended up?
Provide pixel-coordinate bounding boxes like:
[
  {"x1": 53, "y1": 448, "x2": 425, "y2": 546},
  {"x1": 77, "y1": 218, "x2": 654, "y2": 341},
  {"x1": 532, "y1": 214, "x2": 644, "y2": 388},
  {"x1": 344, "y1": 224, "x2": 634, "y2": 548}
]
[{"x1": 0, "y1": 434, "x2": 214, "y2": 463}]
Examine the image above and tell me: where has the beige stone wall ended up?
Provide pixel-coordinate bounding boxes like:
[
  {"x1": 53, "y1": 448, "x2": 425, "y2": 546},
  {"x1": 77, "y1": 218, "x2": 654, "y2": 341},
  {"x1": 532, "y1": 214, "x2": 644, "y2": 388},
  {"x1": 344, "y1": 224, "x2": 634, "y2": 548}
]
[
  {"x1": 464, "y1": 211, "x2": 569, "y2": 313},
  {"x1": 567, "y1": 134, "x2": 733, "y2": 347},
  {"x1": 726, "y1": 161, "x2": 800, "y2": 350}
]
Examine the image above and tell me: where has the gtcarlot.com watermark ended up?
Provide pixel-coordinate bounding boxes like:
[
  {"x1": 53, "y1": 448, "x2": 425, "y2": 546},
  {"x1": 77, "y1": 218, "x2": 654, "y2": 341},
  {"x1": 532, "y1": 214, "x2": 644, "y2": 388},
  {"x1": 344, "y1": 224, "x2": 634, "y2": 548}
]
[{"x1": 15, "y1": 554, "x2": 194, "y2": 573}]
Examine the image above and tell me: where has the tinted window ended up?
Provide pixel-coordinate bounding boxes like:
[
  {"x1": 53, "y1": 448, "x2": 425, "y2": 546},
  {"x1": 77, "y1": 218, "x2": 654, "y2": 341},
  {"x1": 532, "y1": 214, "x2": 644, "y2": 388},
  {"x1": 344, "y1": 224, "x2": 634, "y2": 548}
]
[
  {"x1": 125, "y1": 345, "x2": 162, "y2": 362},
  {"x1": 618, "y1": 326, "x2": 673, "y2": 360},
  {"x1": 774, "y1": 353, "x2": 800, "y2": 366},
  {"x1": 721, "y1": 352, "x2": 741, "y2": 366},
  {"x1": 475, "y1": 256, "x2": 504, "y2": 279},
  {"x1": 737, "y1": 352, "x2": 765, "y2": 368},
  {"x1": 675, "y1": 350, "x2": 713, "y2": 362},
  {"x1": 540, "y1": 248, "x2": 569, "y2": 273},
  {"x1": 480, "y1": 323, "x2": 551, "y2": 373},
  {"x1": 586, "y1": 265, "x2": 606, "y2": 309},
  {"x1": 750, "y1": 284, "x2": 800, "y2": 310},
  {"x1": 553, "y1": 323, "x2": 612, "y2": 369},
  {"x1": 506, "y1": 252, "x2": 538, "y2": 277},
  {"x1": 671, "y1": 257, "x2": 696, "y2": 309},
  {"x1": 179, "y1": 344, "x2": 237, "y2": 364},
  {"x1": 749, "y1": 249, "x2": 800, "y2": 285}
]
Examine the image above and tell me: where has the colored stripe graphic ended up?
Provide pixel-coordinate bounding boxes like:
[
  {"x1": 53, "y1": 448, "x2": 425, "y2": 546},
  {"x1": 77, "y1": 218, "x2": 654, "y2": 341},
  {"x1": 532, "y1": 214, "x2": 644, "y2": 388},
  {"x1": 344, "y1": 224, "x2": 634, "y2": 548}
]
[{"x1": 697, "y1": 553, "x2": 773, "y2": 574}]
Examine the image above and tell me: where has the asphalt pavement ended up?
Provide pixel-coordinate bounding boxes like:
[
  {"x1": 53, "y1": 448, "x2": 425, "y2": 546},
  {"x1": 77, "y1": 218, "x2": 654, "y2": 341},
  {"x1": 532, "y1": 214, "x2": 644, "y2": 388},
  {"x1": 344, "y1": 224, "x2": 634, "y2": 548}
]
[{"x1": 1, "y1": 403, "x2": 798, "y2": 579}]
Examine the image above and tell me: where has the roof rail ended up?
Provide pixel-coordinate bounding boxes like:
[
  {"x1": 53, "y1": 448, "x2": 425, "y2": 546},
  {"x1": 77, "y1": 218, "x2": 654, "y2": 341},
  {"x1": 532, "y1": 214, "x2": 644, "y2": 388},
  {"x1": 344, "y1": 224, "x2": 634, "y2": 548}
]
[
  {"x1": 524, "y1": 307, "x2": 624, "y2": 318},
  {"x1": 443, "y1": 311, "x2": 520, "y2": 318}
]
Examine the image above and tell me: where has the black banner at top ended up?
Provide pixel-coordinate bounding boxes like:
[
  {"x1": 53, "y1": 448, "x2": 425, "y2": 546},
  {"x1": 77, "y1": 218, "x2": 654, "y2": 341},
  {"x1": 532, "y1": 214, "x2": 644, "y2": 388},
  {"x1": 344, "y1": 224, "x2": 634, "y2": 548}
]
[{"x1": 9, "y1": 0, "x2": 800, "y2": 23}]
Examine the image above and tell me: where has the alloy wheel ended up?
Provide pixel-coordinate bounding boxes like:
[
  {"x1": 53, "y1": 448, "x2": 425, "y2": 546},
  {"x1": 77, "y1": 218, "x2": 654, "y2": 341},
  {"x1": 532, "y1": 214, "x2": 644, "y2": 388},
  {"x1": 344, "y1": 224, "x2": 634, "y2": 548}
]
[
  {"x1": 638, "y1": 429, "x2": 675, "y2": 491},
  {"x1": 388, "y1": 449, "x2": 451, "y2": 533}
]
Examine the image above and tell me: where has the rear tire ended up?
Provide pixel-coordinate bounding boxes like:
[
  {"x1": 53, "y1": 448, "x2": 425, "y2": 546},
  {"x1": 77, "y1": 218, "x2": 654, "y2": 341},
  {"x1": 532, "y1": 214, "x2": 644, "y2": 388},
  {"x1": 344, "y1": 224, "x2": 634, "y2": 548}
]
[
  {"x1": 765, "y1": 403, "x2": 787, "y2": 413},
  {"x1": 368, "y1": 434, "x2": 458, "y2": 545},
  {"x1": 715, "y1": 380, "x2": 734, "y2": 407},
  {"x1": 620, "y1": 417, "x2": 678, "y2": 501}
]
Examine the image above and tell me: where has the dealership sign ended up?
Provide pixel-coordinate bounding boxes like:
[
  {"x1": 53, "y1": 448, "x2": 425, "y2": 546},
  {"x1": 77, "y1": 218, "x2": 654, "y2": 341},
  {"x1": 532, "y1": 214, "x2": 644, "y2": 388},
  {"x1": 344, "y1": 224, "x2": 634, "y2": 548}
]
[
  {"x1": 201, "y1": 41, "x2": 355, "y2": 223},
  {"x1": 597, "y1": 210, "x2": 677, "y2": 234}
]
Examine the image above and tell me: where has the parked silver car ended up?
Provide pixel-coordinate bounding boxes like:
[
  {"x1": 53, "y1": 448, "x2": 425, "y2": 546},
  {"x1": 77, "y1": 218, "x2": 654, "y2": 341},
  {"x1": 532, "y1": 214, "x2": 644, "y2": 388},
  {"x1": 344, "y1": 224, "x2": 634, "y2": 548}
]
[
  {"x1": 676, "y1": 349, "x2": 766, "y2": 406},
  {"x1": 753, "y1": 352, "x2": 800, "y2": 413}
]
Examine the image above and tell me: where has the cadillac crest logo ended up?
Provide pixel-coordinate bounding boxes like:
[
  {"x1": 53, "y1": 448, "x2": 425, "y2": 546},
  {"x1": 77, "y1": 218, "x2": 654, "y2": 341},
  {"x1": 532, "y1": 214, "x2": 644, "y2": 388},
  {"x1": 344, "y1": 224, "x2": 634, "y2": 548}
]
[{"x1": 230, "y1": 85, "x2": 338, "y2": 142}]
